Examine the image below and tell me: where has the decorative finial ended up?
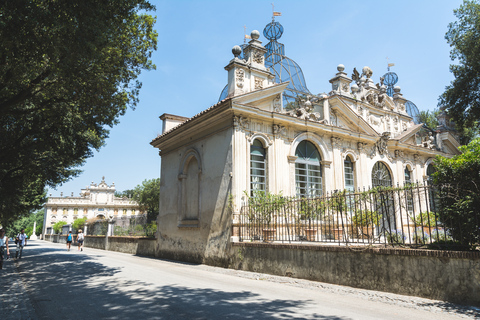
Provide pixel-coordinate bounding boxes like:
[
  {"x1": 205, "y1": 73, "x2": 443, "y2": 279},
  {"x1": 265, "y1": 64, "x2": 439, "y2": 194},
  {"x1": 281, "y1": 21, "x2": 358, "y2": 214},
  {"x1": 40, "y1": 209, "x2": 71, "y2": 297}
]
[
  {"x1": 337, "y1": 64, "x2": 345, "y2": 72},
  {"x1": 232, "y1": 45, "x2": 242, "y2": 58},
  {"x1": 251, "y1": 30, "x2": 260, "y2": 40}
]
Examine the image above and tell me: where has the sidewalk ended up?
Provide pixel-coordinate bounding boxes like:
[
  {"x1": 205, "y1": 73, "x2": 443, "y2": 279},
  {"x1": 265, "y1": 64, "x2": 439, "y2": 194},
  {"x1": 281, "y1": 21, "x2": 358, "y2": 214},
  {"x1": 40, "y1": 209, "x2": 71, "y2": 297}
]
[{"x1": 0, "y1": 248, "x2": 38, "y2": 319}]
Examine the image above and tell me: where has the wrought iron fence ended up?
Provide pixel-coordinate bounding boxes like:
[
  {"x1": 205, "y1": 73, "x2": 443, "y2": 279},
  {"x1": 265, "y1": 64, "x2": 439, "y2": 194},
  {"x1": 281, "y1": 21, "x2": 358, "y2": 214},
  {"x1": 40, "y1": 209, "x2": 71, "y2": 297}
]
[
  {"x1": 87, "y1": 215, "x2": 156, "y2": 237},
  {"x1": 111, "y1": 215, "x2": 156, "y2": 237},
  {"x1": 89, "y1": 219, "x2": 108, "y2": 236},
  {"x1": 237, "y1": 183, "x2": 480, "y2": 250}
]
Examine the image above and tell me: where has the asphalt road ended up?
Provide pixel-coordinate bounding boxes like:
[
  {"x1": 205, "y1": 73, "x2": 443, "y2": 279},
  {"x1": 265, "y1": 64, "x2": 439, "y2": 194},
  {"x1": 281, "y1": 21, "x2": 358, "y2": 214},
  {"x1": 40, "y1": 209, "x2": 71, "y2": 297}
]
[{"x1": 1, "y1": 240, "x2": 478, "y2": 320}]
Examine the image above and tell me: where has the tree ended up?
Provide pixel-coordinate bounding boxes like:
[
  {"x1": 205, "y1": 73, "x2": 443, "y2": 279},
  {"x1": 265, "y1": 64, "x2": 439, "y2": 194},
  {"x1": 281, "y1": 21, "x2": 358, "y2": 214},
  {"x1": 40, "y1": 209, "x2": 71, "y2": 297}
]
[
  {"x1": 52, "y1": 221, "x2": 67, "y2": 234},
  {"x1": 416, "y1": 110, "x2": 440, "y2": 131},
  {"x1": 440, "y1": 0, "x2": 480, "y2": 144},
  {"x1": 0, "y1": 1, "x2": 158, "y2": 223},
  {"x1": 72, "y1": 217, "x2": 87, "y2": 233},
  {"x1": 433, "y1": 138, "x2": 480, "y2": 249},
  {"x1": 119, "y1": 178, "x2": 160, "y2": 222},
  {"x1": 5, "y1": 209, "x2": 44, "y2": 238}
]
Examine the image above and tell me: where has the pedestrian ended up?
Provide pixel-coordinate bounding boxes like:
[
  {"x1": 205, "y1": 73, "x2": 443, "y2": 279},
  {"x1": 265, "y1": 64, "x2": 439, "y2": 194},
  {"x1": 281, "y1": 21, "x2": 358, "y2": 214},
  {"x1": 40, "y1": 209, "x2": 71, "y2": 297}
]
[
  {"x1": 76, "y1": 229, "x2": 84, "y2": 251},
  {"x1": 0, "y1": 228, "x2": 10, "y2": 269},
  {"x1": 15, "y1": 229, "x2": 27, "y2": 259},
  {"x1": 66, "y1": 230, "x2": 73, "y2": 251}
]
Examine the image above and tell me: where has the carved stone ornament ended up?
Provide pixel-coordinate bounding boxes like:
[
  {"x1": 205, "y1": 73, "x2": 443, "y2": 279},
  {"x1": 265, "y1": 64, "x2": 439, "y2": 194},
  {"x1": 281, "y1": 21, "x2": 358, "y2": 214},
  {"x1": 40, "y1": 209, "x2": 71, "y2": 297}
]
[
  {"x1": 273, "y1": 94, "x2": 281, "y2": 112},
  {"x1": 358, "y1": 105, "x2": 364, "y2": 117},
  {"x1": 417, "y1": 132, "x2": 437, "y2": 150},
  {"x1": 371, "y1": 132, "x2": 390, "y2": 157},
  {"x1": 342, "y1": 83, "x2": 350, "y2": 92},
  {"x1": 233, "y1": 115, "x2": 249, "y2": 130},
  {"x1": 253, "y1": 51, "x2": 263, "y2": 64},
  {"x1": 394, "y1": 150, "x2": 404, "y2": 158},
  {"x1": 365, "y1": 91, "x2": 387, "y2": 109},
  {"x1": 236, "y1": 69, "x2": 245, "y2": 88},
  {"x1": 413, "y1": 154, "x2": 420, "y2": 162},
  {"x1": 288, "y1": 102, "x2": 323, "y2": 122},
  {"x1": 273, "y1": 124, "x2": 287, "y2": 138},
  {"x1": 331, "y1": 136, "x2": 342, "y2": 148},
  {"x1": 254, "y1": 77, "x2": 263, "y2": 90},
  {"x1": 357, "y1": 142, "x2": 368, "y2": 153}
]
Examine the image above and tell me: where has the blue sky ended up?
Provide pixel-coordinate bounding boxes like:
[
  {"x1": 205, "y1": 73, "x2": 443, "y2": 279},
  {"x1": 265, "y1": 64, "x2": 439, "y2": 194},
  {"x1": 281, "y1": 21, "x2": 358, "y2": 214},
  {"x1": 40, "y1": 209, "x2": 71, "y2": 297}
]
[{"x1": 48, "y1": 0, "x2": 463, "y2": 197}]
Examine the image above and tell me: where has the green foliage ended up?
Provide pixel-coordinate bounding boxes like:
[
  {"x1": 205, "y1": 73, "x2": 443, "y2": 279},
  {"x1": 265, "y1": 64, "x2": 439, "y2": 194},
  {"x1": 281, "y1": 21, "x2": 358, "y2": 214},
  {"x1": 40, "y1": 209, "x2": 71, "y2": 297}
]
[
  {"x1": 431, "y1": 229, "x2": 453, "y2": 242},
  {"x1": 246, "y1": 190, "x2": 286, "y2": 226},
  {"x1": 0, "y1": 1, "x2": 158, "y2": 223},
  {"x1": 145, "y1": 222, "x2": 157, "y2": 237},
  {"x1": 52, "y1": 221, "x2": 67, "y2": 234},
  {"x1": 433, "y1": 138, "x2": 480, "y2": 248},
  {"x1": 298, "y1": 198, "x2": 324, "y2": 221},
  {"x1": 118, "y1": 178, "x2": 160, "y2": 222},
  {"x1": 386, "y1": 230, "x2": 406, "y2": 245},
  {"x1": 412, "y1": 228, "x2": 430, "y2": 245},
  {"x1": 416, "y1": 110, "x2": 440, "y2": 131},
  {"x1": 412, "y1": 211, "x2": 438, "y2": 227},
  {"x1": 352, "y1": 210, "x2": 382, "y2": 227},
  {"x1": 4, "y1": 209, "x2": 44, "y2": 238},
  {"x1": 72, "y1": 217, "x2": 87, "y2": 233},
  {"x1": 440, "y1": 0, "x2": 480, "y2": 143}
]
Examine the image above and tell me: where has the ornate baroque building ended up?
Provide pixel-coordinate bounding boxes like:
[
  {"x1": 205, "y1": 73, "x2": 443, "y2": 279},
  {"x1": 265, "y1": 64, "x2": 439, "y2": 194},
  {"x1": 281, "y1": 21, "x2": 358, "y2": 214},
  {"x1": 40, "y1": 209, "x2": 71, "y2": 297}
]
[
  {"x1": 150, "y1": 20, "x2": 460, "y2": 263},
  {"x1": 43, "y1": 177, "x2": 143, "y2": 233}
]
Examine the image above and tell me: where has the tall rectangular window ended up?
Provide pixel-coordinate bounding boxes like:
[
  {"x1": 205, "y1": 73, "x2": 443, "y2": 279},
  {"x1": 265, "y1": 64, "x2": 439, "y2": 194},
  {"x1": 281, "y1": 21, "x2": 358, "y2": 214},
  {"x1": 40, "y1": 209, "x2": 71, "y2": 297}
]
[
  {"x1": 344, "y1": 158, "x2": 354, "y2": 192},
  {"x1": 250, "y1": 139, "x2": 267, "y2": 196}
]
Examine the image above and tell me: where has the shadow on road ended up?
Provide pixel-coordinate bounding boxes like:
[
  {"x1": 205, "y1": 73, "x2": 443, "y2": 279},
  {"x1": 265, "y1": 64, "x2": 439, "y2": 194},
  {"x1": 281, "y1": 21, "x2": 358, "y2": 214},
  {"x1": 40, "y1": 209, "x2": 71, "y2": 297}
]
[{"x1": 16, "y1": 243, "x2": 349, "y2": 320}]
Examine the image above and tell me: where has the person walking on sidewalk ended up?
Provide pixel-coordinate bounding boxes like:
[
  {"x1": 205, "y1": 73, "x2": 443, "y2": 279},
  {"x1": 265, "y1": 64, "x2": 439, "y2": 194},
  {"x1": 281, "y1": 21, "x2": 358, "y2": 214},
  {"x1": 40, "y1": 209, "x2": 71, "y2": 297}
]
[
  {"x1": 0, "y1": 228, "x2": 11, "y2": 269},
  {"x1": 66, "y1": 230, "x2": 73, "y2": 251},
  {"x1": 76, "y1": 229, "x2": 84, "y2": 251},
  {"x1": 15, "y1": 229, "x2": 28, "y2": 259}
]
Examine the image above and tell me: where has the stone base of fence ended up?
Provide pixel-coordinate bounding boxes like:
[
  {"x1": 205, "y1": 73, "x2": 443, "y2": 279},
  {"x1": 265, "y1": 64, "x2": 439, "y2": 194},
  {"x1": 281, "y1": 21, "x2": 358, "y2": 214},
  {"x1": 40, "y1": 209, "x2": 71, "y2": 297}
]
[{"x1": 229, "y1": 242, "x2": 480, "y2": 307}]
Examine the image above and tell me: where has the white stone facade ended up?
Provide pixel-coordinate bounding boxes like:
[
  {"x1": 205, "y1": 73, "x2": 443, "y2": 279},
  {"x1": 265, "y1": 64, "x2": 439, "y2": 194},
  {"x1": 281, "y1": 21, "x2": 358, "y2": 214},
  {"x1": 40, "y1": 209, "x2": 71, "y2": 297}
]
[
  {"x1": 150, "y1": 30, "x2": 460, "y2": 264},
  {"x1": 43, "y1": 177, "x2": 143, "y2": 233}
]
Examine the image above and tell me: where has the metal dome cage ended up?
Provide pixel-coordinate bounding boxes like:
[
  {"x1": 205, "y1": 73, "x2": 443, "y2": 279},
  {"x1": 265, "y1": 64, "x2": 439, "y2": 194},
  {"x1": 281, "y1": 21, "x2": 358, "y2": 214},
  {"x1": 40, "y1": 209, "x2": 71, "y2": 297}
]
[{"x1": 219, "y1": 20, "x2": 311, "y2": 108}]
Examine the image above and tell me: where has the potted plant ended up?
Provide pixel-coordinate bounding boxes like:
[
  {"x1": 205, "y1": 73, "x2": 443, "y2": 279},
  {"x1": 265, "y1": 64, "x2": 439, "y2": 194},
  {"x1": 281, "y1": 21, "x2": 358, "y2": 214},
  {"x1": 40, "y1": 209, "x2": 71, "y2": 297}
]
[
  {"x1": 297, "y1": 198, "x2": 324, "y2": 241},
  {"x1": 352, "y1": 209, "x2": 382, "y2": 240},
  {"x1": 412, "y1": 211, "x2": 439, "y2": 235},
  {"x1": 247, "y1": 190, "x2": 285, "y2": 242},
  {"x1": 322, "y1": 192, "x2": 349, "y2": 240}
]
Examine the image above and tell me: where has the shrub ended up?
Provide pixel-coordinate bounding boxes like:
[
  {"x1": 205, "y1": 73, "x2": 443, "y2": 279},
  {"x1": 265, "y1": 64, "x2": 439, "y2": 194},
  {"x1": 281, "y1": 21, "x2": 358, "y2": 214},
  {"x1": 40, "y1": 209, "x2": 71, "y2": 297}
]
[
  {"x1": 430, "y1": 229, "x2": 453, "y2": 242},
  {"x1": 52, "y1": 221, "x2": 67, "y2": 234},
  {"x1": 386, "y1": 230, "x2": 405, "y2": 245},
  {"x1": 412, "y1": 228, "x2": 430, "y2": 244},
  {"x1": 412, "y1": 211, "x2": 438, "y2": 227},
  {"x1": 352, "y1": 210, "x2": 382, "y2": 227},
  {"x1": 72, "y1": 217, "x2": 87, "y2": 233}
]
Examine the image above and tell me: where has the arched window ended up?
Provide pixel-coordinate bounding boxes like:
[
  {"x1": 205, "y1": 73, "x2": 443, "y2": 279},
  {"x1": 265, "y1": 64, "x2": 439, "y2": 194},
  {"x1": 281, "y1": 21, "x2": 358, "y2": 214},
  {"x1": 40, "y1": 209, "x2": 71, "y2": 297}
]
[
  {"x1": 371, "y1": 162, "x2": 392, "y2": 187},
  {"x1": 344, "y1": 156, "x2": 355, "y2": 192},
  {"x1": 295, "y1": 141, "x2": 322, "y2": 197},
  {"x1": 426, "y1": 164, "x2": 436, "y2": 182},
  {"x1": 404, "y1": 167, "x2": 412, "y2": 184},
  {"x1": 250, "y1": 139, "x2": 267, "y2": 195}
]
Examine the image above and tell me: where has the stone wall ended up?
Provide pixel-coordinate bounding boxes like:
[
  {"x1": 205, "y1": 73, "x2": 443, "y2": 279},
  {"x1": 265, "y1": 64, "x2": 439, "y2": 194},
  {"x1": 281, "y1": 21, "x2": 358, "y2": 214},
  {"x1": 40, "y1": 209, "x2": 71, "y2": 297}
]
[
  {"x1": 86, "y1": 236, "x2": 107, "y2": 250},
  {"x1": 43, "y1": 235, "x2": 155, "y2": 257},
  {"x1": 229, "y1": 242, "x2": 480, "y2": 307}
]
